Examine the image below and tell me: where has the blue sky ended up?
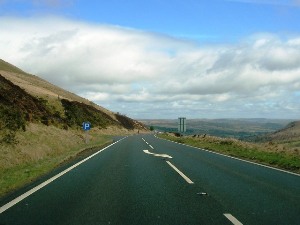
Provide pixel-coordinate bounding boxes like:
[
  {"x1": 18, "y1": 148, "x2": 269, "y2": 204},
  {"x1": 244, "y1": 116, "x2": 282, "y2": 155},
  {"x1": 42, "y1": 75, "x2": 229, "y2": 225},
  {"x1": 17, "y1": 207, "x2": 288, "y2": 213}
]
[
  {"x1": 0, "y1": 0, "x2": 300, "y2": 119},
  {"x1": 1, "y1": 0, "x2": 300, "y2": 41}
]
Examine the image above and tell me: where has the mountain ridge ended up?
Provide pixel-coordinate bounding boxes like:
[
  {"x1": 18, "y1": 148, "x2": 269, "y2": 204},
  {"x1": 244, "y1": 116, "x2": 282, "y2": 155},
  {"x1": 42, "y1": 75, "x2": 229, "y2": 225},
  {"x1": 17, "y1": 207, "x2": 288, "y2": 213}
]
[{"x1": 0, "y1": 60, "x2": 115, "y2": 120}]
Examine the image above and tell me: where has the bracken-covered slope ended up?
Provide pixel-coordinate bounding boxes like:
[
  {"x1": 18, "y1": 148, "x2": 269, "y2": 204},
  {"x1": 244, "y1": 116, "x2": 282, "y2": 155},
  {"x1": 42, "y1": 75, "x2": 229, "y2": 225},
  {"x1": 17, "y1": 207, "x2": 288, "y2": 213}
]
[
  {"x1": 0, "y1": 59, "x2": 147, "y2": 140},
  {"x1": 0, "y1": 59, "x2": 116, "y2": 119},
  {"x1": 0, "y1": 59, "x2": 148, "y2": 198}
]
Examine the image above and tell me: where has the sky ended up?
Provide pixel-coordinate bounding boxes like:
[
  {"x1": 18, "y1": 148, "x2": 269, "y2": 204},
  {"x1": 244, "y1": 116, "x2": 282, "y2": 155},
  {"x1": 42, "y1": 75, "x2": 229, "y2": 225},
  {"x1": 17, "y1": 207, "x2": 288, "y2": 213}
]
[{"x1": 0, "y1": 0, "x2": 300, "y2": 119}]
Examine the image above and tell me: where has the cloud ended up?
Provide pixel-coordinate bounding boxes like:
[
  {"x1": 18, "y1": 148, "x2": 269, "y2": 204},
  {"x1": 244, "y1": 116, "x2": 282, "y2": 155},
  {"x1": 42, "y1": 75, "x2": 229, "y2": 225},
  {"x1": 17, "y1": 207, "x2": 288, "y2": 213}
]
[{"x1": 0, "y1": 16, "x2": 300, "y2": 119}]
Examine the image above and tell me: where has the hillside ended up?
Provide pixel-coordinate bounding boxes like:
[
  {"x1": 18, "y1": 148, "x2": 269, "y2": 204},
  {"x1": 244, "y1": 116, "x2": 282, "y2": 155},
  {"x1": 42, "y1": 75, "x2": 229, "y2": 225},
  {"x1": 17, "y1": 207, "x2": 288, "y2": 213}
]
[
  {"x1": 0, "y1": 59, "x2": 115, "y2": 120},
  {"x1": 269, "y1": 121, "x2": 300, "y2": 140},
  {"x1": 0, "y1": 59, "x2": 147, "y2": 133},
  {"x1": 0, "y1": 59, "x2": 147, "y2": 197},
  {"x1": 261, "y1": 121, "x2": 300, "y2": 146},
  {"x1": 0, "y1": 59, "x2": 28, "y2": 75}
]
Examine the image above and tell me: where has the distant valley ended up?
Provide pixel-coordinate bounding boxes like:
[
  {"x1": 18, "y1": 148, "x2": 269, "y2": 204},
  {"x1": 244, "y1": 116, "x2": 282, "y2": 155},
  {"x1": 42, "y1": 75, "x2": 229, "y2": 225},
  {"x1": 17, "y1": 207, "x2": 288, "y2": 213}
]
[{"x1": 140, "y1": 118, "x2": 294, "y2": 141}]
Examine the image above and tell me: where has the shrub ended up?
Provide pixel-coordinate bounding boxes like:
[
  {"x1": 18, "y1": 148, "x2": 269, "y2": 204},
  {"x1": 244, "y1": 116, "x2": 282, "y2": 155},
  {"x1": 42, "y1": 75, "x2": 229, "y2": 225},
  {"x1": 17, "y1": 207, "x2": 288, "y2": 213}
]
[{"x1": 0, "y1": 104, "x2": 26, "y2": 144}]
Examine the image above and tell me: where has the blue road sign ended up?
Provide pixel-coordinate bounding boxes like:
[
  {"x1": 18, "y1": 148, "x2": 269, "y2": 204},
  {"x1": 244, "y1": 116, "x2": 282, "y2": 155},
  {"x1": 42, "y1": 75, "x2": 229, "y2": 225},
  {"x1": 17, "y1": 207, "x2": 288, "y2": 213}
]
[{"x1": 82, "y1": 122, "x2": 91, "y2": 131}]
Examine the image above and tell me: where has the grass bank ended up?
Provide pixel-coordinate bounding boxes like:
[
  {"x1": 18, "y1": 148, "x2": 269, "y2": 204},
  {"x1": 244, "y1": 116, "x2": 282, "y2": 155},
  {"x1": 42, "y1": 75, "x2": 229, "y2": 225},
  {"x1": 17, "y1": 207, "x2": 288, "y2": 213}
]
[
  {"x1": 158, "y1": 133, "x2": 300, "y2": 174},
  {"x1": 0, "y1": 123, "x2": 114, "y2": 198}
]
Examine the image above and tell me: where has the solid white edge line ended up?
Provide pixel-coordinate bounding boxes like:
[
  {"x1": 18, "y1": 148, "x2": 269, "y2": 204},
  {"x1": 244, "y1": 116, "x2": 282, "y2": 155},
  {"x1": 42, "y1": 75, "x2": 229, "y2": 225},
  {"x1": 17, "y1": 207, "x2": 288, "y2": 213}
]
[
  {"x1": 0, "y1": 136, "x2": 128, "y2": 214},
  {"x1": 166, "y1": 161, "x2": 194, "y2": 184},
  {"x1": 155, "y1": 135, "x2": 300, "y2": 177},
  {"x1": 224, "y1": 214, "x2": 243, "y2": 225}
]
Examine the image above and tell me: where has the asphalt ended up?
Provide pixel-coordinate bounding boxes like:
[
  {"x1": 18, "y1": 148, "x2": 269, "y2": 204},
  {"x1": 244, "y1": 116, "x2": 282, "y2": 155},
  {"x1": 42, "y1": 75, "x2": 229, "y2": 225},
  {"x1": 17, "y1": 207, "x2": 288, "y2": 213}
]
[{"x1": 0, "y1": 134, "x2": 299, "y2": 225}]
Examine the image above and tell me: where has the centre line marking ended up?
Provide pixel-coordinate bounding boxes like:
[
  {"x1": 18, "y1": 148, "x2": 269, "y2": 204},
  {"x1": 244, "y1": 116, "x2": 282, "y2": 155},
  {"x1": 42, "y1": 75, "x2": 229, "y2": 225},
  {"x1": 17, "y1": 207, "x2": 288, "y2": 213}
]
[
  {"x1": 149, "y1": 145, "x2": 154, "y2": 149},
  {"x1": 142, "y1": 138, "x2": 149, "y2": 145},
  {"x1": 224, "y1": 214, "x2": 243, "y2": 225},
  {"x1": 166, "y1": 161, "x2": 194, "y2": 184}
]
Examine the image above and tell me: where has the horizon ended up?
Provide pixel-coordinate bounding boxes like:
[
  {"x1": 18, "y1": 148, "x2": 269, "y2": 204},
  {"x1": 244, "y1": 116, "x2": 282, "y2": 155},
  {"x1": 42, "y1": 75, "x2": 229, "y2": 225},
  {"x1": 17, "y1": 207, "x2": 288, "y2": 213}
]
[
  {"x1": 137, "y1": 118, "x2": 297, "y2": 121},
  {"x1": 0, "y1": 0, "x2": 300, "y2": 119}
]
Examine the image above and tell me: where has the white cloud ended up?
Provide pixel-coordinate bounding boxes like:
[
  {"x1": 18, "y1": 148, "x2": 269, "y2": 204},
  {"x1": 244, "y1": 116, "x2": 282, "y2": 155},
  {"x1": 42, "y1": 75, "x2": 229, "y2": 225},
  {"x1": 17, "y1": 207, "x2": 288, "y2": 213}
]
[{"x1": 0, "y1": 16, "x2": 300, "y2": 119}]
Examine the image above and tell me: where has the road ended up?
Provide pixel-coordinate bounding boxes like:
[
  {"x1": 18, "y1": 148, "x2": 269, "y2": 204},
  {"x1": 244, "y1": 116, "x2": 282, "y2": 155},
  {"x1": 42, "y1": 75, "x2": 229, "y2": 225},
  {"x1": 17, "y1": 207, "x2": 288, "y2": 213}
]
[{"x1": 0, "y1": 134, "x2": 300, "y2": 225}]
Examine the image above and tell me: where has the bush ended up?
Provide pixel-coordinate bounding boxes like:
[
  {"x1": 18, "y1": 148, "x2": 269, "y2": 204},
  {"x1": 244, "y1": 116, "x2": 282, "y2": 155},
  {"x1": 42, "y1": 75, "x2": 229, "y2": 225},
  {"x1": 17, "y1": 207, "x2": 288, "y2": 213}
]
[
  {"x1": 0, "y1": 104, "x2": 26, "y2": 144},
  {"x1": 61, "y1": 99, "x2": 116, "y2": 128}
]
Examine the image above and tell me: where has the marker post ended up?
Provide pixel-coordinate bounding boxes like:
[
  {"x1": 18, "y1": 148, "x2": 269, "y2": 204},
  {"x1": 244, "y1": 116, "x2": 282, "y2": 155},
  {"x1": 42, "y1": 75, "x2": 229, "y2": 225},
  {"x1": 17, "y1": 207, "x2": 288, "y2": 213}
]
[{"x1": 178, "y1": 117, "x2": 186, "y2": 136}]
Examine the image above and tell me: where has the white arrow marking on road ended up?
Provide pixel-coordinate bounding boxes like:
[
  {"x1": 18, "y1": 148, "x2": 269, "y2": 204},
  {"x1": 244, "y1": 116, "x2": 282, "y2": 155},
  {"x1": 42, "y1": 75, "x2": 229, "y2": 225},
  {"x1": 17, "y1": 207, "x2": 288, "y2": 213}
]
[{"x1": 143, "y1": 150, "x2": 172, "y2": 159}]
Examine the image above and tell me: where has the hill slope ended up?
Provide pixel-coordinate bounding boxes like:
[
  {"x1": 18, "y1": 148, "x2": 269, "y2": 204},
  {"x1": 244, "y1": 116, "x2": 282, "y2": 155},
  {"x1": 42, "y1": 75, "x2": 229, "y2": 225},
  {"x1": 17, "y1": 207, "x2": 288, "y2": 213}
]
[
  {"x1": 0, "y1": 59, "x2": 115, "y2": 119},
  {"x1": 0, "y1": 59, "x2": 147, "y2": 134},
  {"x1": 0, "y1": 59, "x2": 28, "y2": 75},
  {"x1": 0, "y1": 59, "x2": 147, "y2": 197},
  {"x1": 262, "y1": 121, "x2": 300, "y2": 145}
]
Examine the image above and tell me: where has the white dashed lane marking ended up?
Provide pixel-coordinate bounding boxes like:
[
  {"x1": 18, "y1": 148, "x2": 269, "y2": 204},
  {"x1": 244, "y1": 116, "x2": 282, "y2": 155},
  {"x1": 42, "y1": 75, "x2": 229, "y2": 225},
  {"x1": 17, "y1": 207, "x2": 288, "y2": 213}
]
[
  {"x1": 224, "y1": 214, "x2": 243, "y2": 225},
  {"x1": 166, "y1": 161, "x2": 194, "y2": 184},
  {"x1": 143, "y1": 137, "x2": 243, "y2": 224}
]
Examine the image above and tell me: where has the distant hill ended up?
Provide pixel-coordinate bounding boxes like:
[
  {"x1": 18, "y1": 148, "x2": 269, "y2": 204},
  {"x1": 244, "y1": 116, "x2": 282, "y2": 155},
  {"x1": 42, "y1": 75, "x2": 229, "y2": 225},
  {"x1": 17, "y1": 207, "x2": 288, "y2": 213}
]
[
  {"x1": 261, "y1": 121, "x2": 300, "y2": 144},
  {"x1": 0, "y1": 59, "x2": 147, "y2": 143}
]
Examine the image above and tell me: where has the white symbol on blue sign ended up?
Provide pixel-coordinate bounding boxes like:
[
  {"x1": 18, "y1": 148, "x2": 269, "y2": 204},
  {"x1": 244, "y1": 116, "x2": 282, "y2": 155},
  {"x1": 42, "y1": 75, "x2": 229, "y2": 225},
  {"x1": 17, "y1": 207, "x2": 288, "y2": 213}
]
[{"x1": 82, "y1": 122, "x2": 91, "y2": 131}]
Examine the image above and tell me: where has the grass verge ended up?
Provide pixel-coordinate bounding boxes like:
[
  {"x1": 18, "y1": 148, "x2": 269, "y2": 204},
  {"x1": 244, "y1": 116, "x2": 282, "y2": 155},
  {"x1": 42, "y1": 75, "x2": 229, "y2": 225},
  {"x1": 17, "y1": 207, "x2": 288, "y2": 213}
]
[
  {"x1": 0, "y1": 123, "x2": 113, "y2": 198},
  {"x1": 158, "y1": 133, "x2": 300, "y2": 174}
]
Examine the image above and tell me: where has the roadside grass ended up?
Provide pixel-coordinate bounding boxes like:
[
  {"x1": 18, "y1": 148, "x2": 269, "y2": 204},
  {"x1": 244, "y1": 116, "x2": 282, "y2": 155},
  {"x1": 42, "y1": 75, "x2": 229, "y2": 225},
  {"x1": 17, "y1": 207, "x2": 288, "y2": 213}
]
[
  {"x1": 286, "y1": 141, "x2": 300, "y2": 148},
  {"x1": 0, "y1": 123, "x2": 113, "y2": 198},
  {"x1": 158, "y1": 133, "x2": 300, "y2": 174}
]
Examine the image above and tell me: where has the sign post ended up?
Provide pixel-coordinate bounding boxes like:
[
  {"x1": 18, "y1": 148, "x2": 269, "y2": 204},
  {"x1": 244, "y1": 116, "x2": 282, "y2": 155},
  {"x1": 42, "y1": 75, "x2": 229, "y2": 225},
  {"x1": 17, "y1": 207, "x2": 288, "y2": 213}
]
[
  {"x1": 82, "y1": 122, "x2": 91, "y2": 144},
  {"x1": 178, "y1": 117, "x2": 186, "y2": 135}
]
